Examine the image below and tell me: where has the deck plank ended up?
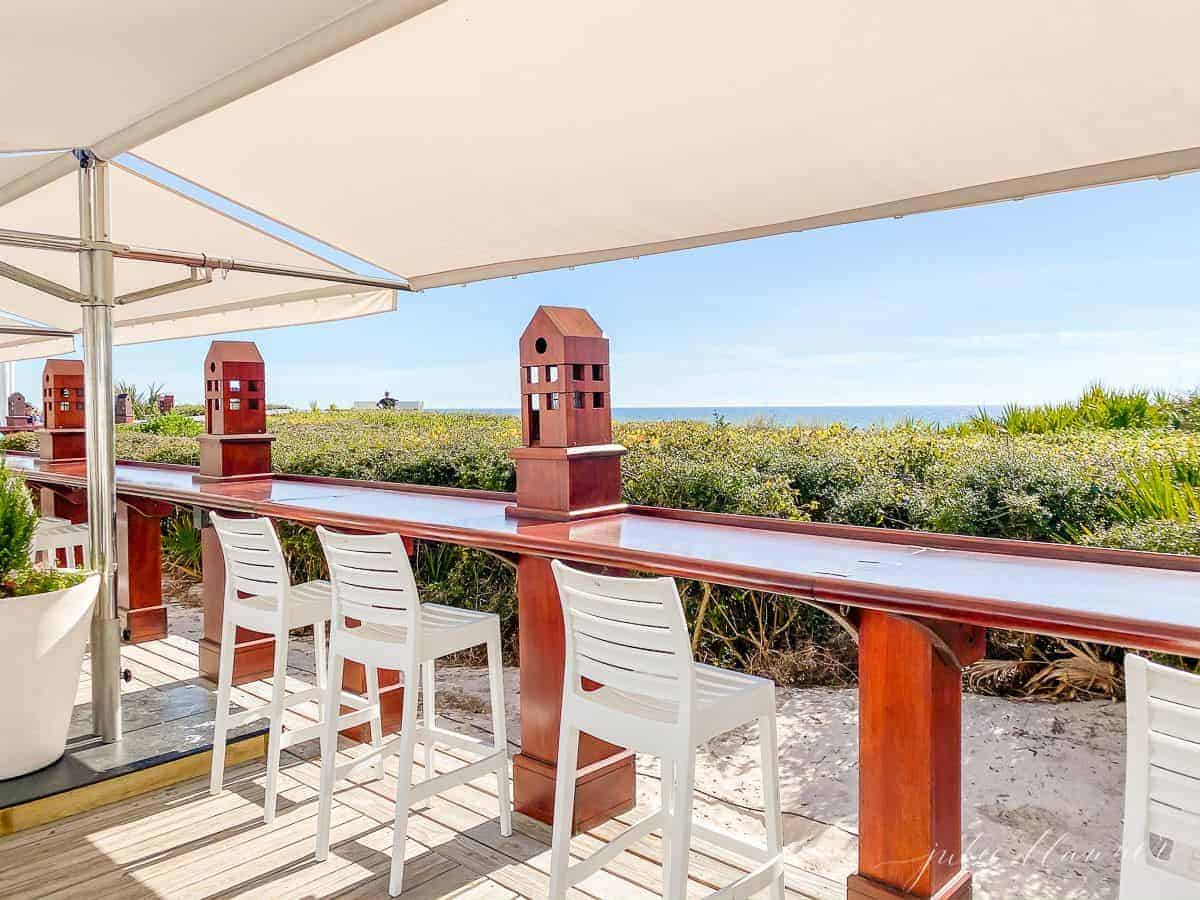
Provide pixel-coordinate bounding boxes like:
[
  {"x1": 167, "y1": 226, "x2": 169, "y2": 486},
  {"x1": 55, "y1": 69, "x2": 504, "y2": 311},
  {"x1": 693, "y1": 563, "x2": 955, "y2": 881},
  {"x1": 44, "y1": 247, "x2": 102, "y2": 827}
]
[{"x1": 1, "y1": 633, "x2": 844, "y2": 899}]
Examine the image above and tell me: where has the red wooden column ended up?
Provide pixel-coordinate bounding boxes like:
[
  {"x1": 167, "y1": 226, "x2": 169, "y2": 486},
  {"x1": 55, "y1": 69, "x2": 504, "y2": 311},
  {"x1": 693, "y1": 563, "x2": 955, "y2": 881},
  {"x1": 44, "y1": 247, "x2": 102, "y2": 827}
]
[
  {"x1": 199, "y1": 519, "x2": 276, "y2": 681},
  {"x1": 339, "y1": 534, "x2": 415, "y2": 742},
  {"x1": 37, "y1": 359, "x2": 87, "y2": 522},
  {"x1": 849, "y1": 611, "x2": 985, "y2": 900},
  {"x1": 116, "y1": 496, "x2": 173, "y2": 642},
  {"x1": 40, "y1": 485, "x2": 87, "y2": 523},
  {"x1": 196, "y1": 341, "x2": 277, "y2": 682},
  {"x1": 512, "y1": 554, "x2": 635, "y2": 829},
  {"x1": 506, "y1": 306, "x2": 636, "y2": 829}
]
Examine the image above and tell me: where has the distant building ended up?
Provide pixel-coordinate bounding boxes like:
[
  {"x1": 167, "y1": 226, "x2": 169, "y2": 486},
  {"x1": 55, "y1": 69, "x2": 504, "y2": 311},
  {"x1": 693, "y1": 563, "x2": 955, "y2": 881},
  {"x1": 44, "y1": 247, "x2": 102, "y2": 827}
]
[{"x1": 353, "y1": 400, "x2": 424, "y2": 411}]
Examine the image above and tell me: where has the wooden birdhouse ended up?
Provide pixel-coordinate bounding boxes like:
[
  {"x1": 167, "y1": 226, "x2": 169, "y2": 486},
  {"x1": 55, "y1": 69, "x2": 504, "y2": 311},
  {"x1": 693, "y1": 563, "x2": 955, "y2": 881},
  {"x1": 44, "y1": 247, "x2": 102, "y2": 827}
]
[
  {"x1": 42, "y1": 359, "x2": 84, "y2": 430},
  {"x1": 203, "y1": 341, "x2": 266, "y2": 436},
  {"x1": 38, "y1": 359, "x2": 86, "y2": 462},
  {"x1": 509, "y1": 306, "x2": 626, "y2": 521},
  {"x1": 518, "y1": 306, "x2": 612, "y2": 448},
  {"x1": 197, "y1": 341, "x2": 274, "y2": 480},
  {"x1": 114, "y1": 393, "x2": 134, "y2": 424},
  {"x1": 7, "y1": 392, "x2": 31, "y2": 426},
  {"x1": 157, "y1": 394, "x2": 175, "y2": 414}
]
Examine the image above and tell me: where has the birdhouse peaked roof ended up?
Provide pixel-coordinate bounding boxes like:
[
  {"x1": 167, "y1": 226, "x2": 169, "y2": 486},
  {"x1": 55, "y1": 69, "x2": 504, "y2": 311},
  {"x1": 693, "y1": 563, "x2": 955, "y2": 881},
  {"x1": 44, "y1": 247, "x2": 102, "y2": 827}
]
[
  {"x1": 525, "y1": 307, "x2": 604, "y2": 339},
  {"x1": 205, "y1": 340, "x2": 265, "y2": 366},
  {"x1": 44, "y1": 358, "x2": 83, "y2": 376}
]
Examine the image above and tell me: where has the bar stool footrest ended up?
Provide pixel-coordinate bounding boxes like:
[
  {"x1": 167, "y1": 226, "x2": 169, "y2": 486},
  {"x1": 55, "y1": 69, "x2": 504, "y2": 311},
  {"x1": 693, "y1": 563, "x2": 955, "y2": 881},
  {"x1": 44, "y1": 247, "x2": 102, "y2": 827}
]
[
  {"x1": 562, "y1": 809, "x2": 668, "y2": 888},
  {"x1": 705, "y1": 854, "x2": 784, "y2": 900}
]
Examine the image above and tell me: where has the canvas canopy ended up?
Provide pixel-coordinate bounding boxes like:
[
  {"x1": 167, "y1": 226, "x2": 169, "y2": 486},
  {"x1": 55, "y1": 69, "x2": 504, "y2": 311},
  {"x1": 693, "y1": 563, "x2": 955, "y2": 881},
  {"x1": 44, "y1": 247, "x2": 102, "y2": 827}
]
[
  {"x1": 0, "y1": 164, "x2": 394, "y2": 361},
  {"x1": 100, "y1": 0, "x2": 1200, "y2": 290},
  {"x1": 6, "y1": 2, "x2": 1200, "y2": 294}
]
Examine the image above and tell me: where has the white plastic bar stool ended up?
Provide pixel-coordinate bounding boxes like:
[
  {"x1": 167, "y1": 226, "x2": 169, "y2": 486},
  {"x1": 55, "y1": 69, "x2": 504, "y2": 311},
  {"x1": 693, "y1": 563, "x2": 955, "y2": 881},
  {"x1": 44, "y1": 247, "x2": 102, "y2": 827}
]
[
  {"x1": 548, "y1": 560, "x2": 784, "y2": 900},
  {"x1": 208, "y1": 512, "x2": 336, "y2": 824},
  {"x1": 1120, "y1": 654, "x2": 1200, "y2": 897},
  {"x1": 30, "y1": 518, "x2": 89, "y2": 569},
  {"x1": 314, "y1": 527, "x2": 511, "y2": 898}
]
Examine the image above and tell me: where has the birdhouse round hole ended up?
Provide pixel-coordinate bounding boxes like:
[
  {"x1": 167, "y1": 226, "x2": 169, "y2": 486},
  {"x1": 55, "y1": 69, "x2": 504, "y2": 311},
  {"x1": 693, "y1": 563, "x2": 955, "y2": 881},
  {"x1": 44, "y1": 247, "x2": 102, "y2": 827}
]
[{"x1": 534, "y1": 338, "x2": 547, "y2": 354}]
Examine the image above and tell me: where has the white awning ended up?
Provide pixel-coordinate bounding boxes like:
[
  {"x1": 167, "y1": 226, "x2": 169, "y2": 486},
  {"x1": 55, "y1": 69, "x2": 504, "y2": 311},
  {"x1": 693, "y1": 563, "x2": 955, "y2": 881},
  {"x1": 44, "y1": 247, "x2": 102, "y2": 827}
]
[
  {"x1": 0, "y1": 164, "x2": 395, "y2": 361},
  {"x1": 109, "y1": 0, "x2": 1200, "y2": 290},
  {"x1": 3, "y1": 2, "x2": 1200, "y2": 298},
  {"x1": 0, "y1": 0, "x2": 440, "y2": 204}
]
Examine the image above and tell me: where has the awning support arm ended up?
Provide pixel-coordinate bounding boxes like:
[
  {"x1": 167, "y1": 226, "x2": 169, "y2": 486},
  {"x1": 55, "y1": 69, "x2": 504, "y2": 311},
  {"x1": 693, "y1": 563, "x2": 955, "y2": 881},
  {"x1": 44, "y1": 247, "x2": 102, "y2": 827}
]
[
  {"x1": 0, "y1": 228, "x2": 411, "y2": 292},
  {"x1": 0, "y1": 324, "x2": 75, "y2": 338},
  {"x1": 115, "y1": 267, "x2": 212, "y2": 305},
  {"x1": 0, "y1": 258, "x2": 86, "y2": 303}
]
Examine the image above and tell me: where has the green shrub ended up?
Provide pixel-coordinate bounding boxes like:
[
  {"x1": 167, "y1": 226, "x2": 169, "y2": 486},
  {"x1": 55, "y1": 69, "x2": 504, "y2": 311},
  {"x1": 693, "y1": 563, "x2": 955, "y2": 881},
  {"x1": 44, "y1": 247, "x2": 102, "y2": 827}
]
[
  {"x1": 0, "y1": 432, "x2": 39, "y2": 452},
  {"x1": 126, "y1": 413, "x2": 203, "y2": 437},
  {"x1": 0, "y1": 463, "x2": 83, "y2": 596},
  {"x1": 1080, "y1": 519, "x2": 1200, "y2": 555},
  {"x1": 0, "y1": 466, "x2": 36, "y2": 578}
]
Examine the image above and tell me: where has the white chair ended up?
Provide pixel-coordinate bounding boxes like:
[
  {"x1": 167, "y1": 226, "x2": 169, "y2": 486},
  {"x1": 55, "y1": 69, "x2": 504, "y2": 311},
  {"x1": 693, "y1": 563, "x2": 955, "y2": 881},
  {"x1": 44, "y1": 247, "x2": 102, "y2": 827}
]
[
  {"x1": 314, "y1": 527, "x2": 511, "y2": 897},
  {"x1": 548, "y1": 560, "x2": 783, "y2": 900},
  {"x1": 1120, "y1": 654, "x2": 1200, "y2": 897},
  {"x1": 31, "y1": 517, "x2": 89, "y2": 569},
  {"x1": 208, "y1": 512, "x2": 336, "y2": 824}
]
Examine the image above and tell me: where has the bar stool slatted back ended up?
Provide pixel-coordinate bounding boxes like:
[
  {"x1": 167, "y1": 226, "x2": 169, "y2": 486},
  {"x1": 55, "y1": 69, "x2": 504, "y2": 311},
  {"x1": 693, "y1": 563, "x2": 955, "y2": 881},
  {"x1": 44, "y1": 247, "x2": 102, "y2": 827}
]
[
  {"x1": 216, "y1": 516, "x2": 291, "y2": 611},
  {"x1": 320, "y1": 530, "x2": 418, "y2": 630},
  {"x1": 314, "y1": 527, "x2": 511, "y2": 898},
  {"x1": 208, "y1": 512, "x2": 334, "y2": 825},
  {"x1": 1121, "y1": 654, "x2": 1200, "y2": 897},
  {"x1": 550, "y1": 560, "x2": 784, "y2": 900}
]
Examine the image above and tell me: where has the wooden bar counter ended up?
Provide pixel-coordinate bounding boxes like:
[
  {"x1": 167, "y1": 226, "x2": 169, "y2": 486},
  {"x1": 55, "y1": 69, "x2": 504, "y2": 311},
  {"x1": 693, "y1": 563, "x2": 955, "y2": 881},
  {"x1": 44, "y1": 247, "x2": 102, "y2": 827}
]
[{"x1": 10, "y1": 452, "x2": 1200, "y2": 900}]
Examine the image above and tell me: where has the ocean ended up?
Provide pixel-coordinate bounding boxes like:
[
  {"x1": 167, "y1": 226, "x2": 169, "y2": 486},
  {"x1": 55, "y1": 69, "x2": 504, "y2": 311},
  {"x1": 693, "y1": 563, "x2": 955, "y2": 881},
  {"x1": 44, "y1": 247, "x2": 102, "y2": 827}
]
[{"x1": 440, "y1": 405, "x2": 1000, "y2": 428}]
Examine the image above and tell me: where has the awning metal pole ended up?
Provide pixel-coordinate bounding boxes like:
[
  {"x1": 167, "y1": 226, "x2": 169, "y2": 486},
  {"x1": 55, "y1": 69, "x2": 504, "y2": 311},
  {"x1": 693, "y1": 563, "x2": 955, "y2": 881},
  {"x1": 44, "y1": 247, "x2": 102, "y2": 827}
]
[
  {"x1": 0, "y1": 227, "x2": 411, "y2": 292},
  {"x1": 80, "y1": 157, "x2": 121, "y2": 743}
]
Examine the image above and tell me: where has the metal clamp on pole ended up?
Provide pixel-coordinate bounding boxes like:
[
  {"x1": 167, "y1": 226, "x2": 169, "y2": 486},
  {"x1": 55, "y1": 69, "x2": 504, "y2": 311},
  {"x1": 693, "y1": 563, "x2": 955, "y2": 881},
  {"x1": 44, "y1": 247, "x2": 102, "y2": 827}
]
[{"x1": 79, "y1": 153, "x2": 122, "y2": 744}]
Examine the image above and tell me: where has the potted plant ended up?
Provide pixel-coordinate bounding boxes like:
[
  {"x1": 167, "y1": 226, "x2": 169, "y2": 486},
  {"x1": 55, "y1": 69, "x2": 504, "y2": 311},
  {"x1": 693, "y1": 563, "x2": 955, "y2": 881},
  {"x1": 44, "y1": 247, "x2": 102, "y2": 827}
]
[{"x1": 0, "y1": 465, "x2": 99, "y2": 779}]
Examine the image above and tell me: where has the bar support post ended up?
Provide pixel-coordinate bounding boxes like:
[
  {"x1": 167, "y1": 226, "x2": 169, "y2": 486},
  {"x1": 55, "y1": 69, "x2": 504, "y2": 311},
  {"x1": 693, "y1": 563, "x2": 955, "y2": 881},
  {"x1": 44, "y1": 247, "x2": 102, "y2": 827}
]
[
  {"x1": 849, "y1": 611, "x2": 985, "y2": 900},
  {"x1": 117, "y1": 496, "x2": 174, "y2": 642},
  {"x1": 511, "y1": 555, "x2": 635, "y2": 831},
  {"x1": 80, "y1": 157, "x2": 122, "y2": 744}
]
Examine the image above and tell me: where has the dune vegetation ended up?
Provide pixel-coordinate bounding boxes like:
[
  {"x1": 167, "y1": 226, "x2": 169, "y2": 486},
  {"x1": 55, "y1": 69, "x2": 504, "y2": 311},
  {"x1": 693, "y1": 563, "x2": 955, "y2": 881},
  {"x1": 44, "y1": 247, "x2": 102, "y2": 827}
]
[{"x1": 6, "y1": 383, "x2": 1200, "y2": 697}]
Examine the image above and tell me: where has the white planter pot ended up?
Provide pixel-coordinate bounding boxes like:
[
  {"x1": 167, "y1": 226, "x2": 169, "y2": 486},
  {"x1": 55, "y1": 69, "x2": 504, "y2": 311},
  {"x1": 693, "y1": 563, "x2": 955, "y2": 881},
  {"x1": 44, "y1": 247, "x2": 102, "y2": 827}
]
[{"x1": 0, "y1": 574, "x2": 99, "y2": 779}]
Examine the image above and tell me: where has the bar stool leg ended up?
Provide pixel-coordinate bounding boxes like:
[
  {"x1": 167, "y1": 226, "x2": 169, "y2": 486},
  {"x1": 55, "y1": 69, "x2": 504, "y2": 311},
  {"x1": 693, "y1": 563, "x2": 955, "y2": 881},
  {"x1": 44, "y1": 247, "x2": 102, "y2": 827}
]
[
  {"x1": 487, "y1": 632, "x2": 512, "y2": 836},
  {"x1": 760, "y1": 711, "x2": 785, "y2": 900},
  {"x1": 209, "y1": 616, "x2": 236, "y2": 795},
  {"x1": 316, "y1": 650, "x2": 345, "y2": 861},
  {"x1": 659, "y1": 757, "x2": 675, "y2": 881},
  {"x1": 313, "y1": 620, "x2": 327, "y2": 722},
  {"x1": 263, "y1": 632, "x2": 290, "y2": 825},
  {"x1": 548, "y1": 721, "x2": 580, "y2": 900},
  {"x1": 366, "y1": 664, "x2": 385, "y2": 781},
  {"x1": 389, "y1": 663, "x2": 421, "y2": 898},
  {"x1": 665, "y1": 746, "x2": 695, "y2": 900},
  {"x1": 421, "y1": 660, "x2": 437, "y2": 804}
]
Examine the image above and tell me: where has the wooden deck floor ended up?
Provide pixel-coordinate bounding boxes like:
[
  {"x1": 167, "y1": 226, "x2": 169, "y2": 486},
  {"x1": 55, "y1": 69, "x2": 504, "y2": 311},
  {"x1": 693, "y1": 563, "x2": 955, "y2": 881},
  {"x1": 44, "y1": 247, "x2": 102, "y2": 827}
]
[{"x1": 1, "y1": 635, "x2": 841, "y2": 899}]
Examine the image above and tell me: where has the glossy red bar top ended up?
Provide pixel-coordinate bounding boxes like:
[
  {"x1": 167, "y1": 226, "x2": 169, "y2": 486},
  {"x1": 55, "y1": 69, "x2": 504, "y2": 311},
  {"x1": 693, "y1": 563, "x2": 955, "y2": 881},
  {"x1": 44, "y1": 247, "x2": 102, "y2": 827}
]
[{"x1": 11, "y1": 453, "x2": 1200, "y2": 655}]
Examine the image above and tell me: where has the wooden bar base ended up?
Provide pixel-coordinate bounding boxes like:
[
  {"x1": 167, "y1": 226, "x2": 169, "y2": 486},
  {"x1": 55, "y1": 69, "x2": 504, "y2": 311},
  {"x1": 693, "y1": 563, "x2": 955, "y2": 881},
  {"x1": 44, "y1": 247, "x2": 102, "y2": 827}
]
[
  {"x1": 847, "y1": 871, "x2": 972, "y2": 900},
  {"x1": 199, "y1": 523, "x2": 275, "y2": 683},
  {"x1": 340, "y1": 660, "x2": 405, "y2": 742},
  {"x1": 854, "y1": 611, "x2": 983, "y2": 900},
  {"x1": 117, "y1": 497, "x2": 173, "y2": 643},
  {"x1": 513, "y1": 554, "x2": 636, "y2": 831},
  {"x1": 512, "y1": 749, "x2": 635, "y2": 832}
]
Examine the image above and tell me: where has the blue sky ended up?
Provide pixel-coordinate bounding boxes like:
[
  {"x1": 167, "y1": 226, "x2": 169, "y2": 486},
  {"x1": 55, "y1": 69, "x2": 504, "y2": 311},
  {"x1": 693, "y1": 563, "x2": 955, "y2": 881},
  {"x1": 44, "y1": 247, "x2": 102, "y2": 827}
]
[{"x1": 13, "y1": 163, "x2": 1200, "y2": 409}]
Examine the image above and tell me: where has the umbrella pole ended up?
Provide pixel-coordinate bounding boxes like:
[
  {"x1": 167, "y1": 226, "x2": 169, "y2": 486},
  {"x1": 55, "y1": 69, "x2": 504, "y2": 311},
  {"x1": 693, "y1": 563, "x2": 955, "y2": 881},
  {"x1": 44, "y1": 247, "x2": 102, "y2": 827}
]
[{"x1": 80, "y1": 157, "x2": 121, "y2": 743}]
